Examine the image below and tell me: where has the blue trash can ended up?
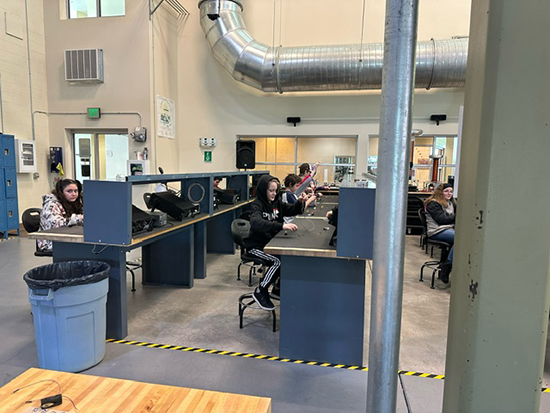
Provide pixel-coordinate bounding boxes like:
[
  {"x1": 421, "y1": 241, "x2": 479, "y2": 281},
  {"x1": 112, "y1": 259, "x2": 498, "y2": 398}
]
[{"x1": 24, "y1": 261, "x2": 110, "y2": 372}]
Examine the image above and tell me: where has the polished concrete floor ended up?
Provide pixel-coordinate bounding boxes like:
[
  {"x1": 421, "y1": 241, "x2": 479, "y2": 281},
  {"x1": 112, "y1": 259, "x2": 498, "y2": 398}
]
[{"x1": 1, "y1": 234, "x2": 550, "y2": 412}]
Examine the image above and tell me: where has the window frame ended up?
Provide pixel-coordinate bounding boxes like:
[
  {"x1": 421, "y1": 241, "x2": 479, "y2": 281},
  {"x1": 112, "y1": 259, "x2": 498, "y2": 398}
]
[
  {"x1": 237, "y1": 135, "x2": 359, "y2": 184},
  {"x1": 67, "y1": 0, "x2": 125, "y2": 19}
]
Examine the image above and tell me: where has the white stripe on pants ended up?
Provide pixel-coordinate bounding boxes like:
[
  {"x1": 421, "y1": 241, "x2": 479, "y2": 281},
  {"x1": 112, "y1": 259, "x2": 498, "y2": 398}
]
[{"x1": 247, "y1": 248, "x2": 281, "y2": 289}]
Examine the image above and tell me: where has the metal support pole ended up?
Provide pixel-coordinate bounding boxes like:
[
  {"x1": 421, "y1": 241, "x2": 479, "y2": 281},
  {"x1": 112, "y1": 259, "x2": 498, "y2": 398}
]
[{"x1": 366, "y1": 0, "x2": 419, "y2": 412}]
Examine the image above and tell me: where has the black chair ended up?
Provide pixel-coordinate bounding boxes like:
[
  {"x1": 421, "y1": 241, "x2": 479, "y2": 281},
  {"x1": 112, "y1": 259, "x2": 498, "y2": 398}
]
[
  {"x1": 230, "y1": 219, "x2": 267, "y2": 286},
  {"x1": 21, "y1": 208, "x2": 52, "y2": 257},
  {"x1": 417, "y1": 209, "x2": 451, "y2": 289}
]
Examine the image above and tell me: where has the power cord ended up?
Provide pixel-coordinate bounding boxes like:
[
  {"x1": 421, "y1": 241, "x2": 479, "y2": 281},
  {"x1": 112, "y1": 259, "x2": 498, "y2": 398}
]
[{"x1": 13, "y1": 379, "x2": 78, "y2": 410}]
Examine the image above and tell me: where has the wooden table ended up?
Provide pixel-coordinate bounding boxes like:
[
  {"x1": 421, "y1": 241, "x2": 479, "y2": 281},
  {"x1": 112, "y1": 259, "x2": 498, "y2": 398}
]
[{"x1": 0, "y1": 368, "x2": 271, "y2": 412}]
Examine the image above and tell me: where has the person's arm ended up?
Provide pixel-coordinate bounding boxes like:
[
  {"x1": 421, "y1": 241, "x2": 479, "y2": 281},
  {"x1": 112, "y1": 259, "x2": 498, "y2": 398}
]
[
  {"x1": 40, "y1": 198, "x2": 69, "y2": 231},
  {"x1": 68, "y1": 213, "x2": 84, "y2": 226},
  {"x1": 281, "y1": 196, "x2": 308, "y2": 217},
  {"x1": 295, "y1": 176, "x2": 313, "y2": 196},
  {"x1": 426, "y1": 201, "x2": 454, "y2": 225},
  {"x1": 249, "y1": 203, "x2": 284, "y2": 233}
]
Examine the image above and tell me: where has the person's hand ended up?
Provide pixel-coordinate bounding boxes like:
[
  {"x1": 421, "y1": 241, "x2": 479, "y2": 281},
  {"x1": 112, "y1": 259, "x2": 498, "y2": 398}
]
[
  {"x1": 283, "y1": 223, "x2": 298, "y2": 232},
  {"x1": 305, "y1": 194, "x2": 316, "y2": 208},
  {"x1": 326, "y1": 210, "x2": 333, "y2": 219}
]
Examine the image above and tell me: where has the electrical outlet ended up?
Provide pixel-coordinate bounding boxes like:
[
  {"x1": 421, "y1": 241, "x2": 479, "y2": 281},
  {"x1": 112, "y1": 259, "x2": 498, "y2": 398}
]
[{"x1": 210, "y1": 137, "x2": 217, "y2": 147}]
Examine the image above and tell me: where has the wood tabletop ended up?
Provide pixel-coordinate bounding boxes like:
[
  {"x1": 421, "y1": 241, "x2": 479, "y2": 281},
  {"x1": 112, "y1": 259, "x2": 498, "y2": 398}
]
[
  {"x1": 27, "y1": 200, "x2": 252, "y2": 247},
  {"x1": 0, "y1": 368, "x2": 272, "y2": 413}
]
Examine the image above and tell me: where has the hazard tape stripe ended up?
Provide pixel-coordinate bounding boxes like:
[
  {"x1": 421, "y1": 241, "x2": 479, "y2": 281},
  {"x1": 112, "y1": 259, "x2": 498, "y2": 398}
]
[{"x1": 105, "y1": 339, "x2": 550, "y2": 392}]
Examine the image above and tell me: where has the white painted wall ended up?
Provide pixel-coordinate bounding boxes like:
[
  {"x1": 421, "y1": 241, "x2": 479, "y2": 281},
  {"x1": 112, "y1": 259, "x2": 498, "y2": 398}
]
[
  {"x1": 176, "y1": 0, "x2": 470, "y2": 175},
  {"x1": 42, "y1": 0, "x2": 152, "y2": 179},
  {"x1": 12, "y1": 0, "x2": 469, "y2": 218},
  {"x1": 0, "y1": 0, "x2": 51, "y2": 216}
]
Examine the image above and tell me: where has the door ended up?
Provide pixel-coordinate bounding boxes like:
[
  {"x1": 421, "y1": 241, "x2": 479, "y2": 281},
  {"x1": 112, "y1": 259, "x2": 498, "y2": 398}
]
[{"x1": 73, "y1": 132, "x2": 129, "y2": 181}]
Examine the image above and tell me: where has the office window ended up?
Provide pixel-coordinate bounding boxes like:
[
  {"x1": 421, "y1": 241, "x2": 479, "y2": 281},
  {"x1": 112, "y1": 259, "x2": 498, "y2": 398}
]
[
  {"x1": 242, "y1": 136, "x2": 357, "y2": 185},
  {"x1": 68, "y1": 0, "x2": 125, "y2": 19},
  {"x1": 368, "y1": 134, "x2": 458, "y2": 190}
]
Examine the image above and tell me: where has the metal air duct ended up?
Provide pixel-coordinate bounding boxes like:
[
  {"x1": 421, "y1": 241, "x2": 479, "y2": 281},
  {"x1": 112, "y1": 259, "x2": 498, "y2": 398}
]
[{"x1": 198, "y1": 0, "x2": 468, "y2": 93}]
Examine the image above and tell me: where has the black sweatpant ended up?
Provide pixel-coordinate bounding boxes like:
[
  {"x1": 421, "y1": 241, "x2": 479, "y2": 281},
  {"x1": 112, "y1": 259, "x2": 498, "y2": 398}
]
[{"x1": 246, "y1": 248, "x2": 280, "y2": 291}]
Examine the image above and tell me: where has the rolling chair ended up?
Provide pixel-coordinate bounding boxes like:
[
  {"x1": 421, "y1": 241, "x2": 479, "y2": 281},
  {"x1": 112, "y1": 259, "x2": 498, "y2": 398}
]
[
  {"x1": 418, "y1": 209, "x2": 451, "y2": 289},
  {"x1": 21, "y1": 208, "x2": 52, "y2": 257}
]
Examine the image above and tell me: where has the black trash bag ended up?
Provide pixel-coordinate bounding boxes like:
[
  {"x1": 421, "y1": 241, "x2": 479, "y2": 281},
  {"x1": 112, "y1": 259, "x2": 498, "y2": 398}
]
[{"x1": 23, "y1": 261, "x2": 110, "y2": 291}]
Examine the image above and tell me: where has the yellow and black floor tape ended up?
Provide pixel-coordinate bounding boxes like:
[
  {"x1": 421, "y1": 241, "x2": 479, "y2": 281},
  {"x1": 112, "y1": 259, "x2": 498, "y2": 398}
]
[{"x1": 106, "y1": 339, "x2": 550, "y2": 393}]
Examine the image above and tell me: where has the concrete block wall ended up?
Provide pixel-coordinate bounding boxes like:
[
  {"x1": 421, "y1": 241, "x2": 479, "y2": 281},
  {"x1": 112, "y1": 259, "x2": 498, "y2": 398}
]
[{"x1": 0, "y1": 0, "x2": 52, "y2": 219}]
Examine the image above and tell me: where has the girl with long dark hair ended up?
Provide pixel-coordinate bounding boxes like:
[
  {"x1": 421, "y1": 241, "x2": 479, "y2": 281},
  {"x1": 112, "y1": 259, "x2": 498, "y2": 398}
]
[{"x1": 38, "y1": 179, "x2": 83, "y2": 252}]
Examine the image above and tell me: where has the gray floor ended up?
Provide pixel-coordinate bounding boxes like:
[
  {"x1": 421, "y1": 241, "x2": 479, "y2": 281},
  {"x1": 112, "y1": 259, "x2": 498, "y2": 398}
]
[{"x1": 1, "y1": 235, "x2": 550, "y2": 412}]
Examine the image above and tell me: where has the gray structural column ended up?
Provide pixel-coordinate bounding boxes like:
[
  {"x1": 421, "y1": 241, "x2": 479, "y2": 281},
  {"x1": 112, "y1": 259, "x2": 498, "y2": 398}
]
[
  {"x1": 443, "y1": 1, "x2": 550, "y2": 412},
  {"x1": 366, "y1": 0, "x2": 418, "y2": 412}
]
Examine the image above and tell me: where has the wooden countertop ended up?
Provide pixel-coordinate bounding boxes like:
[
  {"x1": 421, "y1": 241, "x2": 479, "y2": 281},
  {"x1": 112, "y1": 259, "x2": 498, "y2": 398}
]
[
  {"x1": 28, "y1": 200, "x2": 252, "y2": 247},
  {"x1": 0, "y1": 368, "x2": 272, "y2": 413}
]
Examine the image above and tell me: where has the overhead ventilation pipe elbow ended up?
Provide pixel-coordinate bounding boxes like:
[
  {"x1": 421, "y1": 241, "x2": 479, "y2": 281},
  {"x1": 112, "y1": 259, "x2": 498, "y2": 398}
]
[{"x1": 198, "y1": 0, "x2": 468, "y2": 93}]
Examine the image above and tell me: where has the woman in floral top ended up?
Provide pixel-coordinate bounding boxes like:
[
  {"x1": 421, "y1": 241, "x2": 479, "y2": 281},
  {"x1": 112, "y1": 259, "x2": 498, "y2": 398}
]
[{"x1": 38, "y1": 179, "x2": 84, "y2": 252}]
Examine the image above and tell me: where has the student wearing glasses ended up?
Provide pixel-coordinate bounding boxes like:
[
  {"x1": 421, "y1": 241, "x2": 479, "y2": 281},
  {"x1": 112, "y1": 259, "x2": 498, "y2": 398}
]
[{"x1": 38, "y1": 179, "x2": 84, "y2": 253}]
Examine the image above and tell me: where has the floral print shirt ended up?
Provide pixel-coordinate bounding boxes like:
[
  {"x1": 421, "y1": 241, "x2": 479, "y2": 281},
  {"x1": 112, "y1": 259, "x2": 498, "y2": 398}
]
[{"x1": 38, "y1": 194, "x2": 83, "y2": 252}]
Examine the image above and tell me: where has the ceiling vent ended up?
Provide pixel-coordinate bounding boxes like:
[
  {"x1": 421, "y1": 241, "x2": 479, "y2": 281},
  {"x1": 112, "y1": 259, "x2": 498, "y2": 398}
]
[{"x1": 64, "y1": 49, "x2": 104, "y2": 84}]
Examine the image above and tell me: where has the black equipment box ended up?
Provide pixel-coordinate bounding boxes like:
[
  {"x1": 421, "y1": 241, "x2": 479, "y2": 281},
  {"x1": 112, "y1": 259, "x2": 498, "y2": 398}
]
[
  {"x1": 149, "y1": 192, "x2": 200, "y2": 221},
  {"x1": 132, "y1": 205, "x2": 155, "y2": 235},
  {"x1": 214, "y1": 188, "x2": 240, "y2": 205}
]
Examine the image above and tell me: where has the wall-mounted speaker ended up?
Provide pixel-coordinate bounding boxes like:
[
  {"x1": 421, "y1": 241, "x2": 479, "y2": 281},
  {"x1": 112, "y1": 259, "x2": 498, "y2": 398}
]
[{"x1": 236, "y1": 140, "x2": 255, "y2": 169}]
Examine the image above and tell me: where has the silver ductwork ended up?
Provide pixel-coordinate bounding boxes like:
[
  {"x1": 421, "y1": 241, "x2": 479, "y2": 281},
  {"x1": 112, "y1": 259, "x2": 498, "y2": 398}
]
[{"x1": 198, "y1": 0, "x2": 468, "y2": 93}]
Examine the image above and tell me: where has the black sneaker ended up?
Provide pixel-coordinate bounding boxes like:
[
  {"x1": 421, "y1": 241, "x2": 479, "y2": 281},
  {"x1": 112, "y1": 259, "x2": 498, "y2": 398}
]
[
  {"x1": 271, "y1": 285, "x2": 280, "y2": 299},
  {"x1": 439, "y1": 262, "x2": 452, "y2": 284},
  {"x1": 253, "y1": 288, "x2": 275, "y2": 310}
]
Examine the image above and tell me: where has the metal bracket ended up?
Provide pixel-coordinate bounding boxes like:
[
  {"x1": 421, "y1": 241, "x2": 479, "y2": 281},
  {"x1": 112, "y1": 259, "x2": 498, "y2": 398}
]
[{"x1": 150, "y1": 0, "x2": 189, "y2": 20}]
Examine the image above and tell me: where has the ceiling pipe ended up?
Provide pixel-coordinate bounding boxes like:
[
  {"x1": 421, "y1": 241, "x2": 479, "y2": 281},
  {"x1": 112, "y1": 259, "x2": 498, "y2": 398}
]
[{"x1": 198, "y1": 0, "x2": 468, "y2": 93}]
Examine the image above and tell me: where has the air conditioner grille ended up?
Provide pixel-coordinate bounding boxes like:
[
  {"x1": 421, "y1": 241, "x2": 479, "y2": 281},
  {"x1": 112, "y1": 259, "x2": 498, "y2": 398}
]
[{"x1": 64, "y1": 48, "x2": 104, "y2": 83}]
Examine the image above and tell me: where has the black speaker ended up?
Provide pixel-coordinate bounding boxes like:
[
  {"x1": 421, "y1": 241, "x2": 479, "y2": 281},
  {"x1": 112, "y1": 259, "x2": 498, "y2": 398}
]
[{"x1": 236, "y1": 140, "x2": 255, "y2": 169}]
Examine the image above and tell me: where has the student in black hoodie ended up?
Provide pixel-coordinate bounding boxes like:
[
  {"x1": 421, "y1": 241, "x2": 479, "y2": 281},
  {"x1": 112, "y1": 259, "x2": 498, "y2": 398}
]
[{"x1": 244, "y1": 174, "x2": 316, "y2": 310}]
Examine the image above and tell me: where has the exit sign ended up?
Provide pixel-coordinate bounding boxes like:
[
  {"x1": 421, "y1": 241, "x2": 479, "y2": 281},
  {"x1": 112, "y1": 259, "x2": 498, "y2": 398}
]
[
  {"x1": 204, "y1": 151, "x2": 212, "y2": 162},
  {"x1": 87, "y1": 107, "x2": 101, "y2": 119}
]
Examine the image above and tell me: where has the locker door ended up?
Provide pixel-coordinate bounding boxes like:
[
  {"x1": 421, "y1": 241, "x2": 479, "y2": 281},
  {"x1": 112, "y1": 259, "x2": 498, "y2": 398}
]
[
  {"x1": 0, "y1": 169, "x2": 4, "y2": 199},
  {"x1": 0, "y1": 199, "x2": 6, "y2": 229},
  {"x1": 2, "y1": 135, "x2": 15, "y2": 167},
  {"x1": 6, "y1": 198, "x2": 18, "y2": 228},
  {"x1": 4, "y1": 168, "x2": 17, "y2": 198}
]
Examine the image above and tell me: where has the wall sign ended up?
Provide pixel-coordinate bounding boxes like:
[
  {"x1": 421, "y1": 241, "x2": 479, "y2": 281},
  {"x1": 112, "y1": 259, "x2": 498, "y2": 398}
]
[
  {"x1": 156, "y1": 95, "x2": 175, "y2": 139},
  {"x1": 204, "y1": 151, "x2": 212, "y2": 162}
]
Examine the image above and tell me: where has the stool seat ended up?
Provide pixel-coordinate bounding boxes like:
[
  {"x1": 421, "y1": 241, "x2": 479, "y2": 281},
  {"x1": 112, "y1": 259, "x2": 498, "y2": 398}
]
[{"x1": 238, "y1": 292, "x2": 279, "y2": 332}]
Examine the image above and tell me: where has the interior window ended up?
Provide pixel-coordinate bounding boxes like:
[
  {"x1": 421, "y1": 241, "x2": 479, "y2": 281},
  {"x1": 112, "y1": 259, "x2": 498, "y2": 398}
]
[{"x1": 68, "y1": 0, "x2": 125, "y2": 19}]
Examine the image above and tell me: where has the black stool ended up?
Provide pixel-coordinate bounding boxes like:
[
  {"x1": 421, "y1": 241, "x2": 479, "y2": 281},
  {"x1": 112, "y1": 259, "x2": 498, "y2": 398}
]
[
  {"x1": 238, "y1": 293, "x2": 279, "y2": 332},
  {"x1": 419, "y1": 241, "x2": 451, "y2": 288},
  {"x1": 418, "y1": 209, "x2": 452, "y2": 289}
]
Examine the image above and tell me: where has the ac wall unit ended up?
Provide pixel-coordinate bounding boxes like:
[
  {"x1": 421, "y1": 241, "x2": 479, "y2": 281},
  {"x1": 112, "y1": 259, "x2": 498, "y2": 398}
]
[{"x1": 64, "y1": 49, "x2": 104, "y2": 83}]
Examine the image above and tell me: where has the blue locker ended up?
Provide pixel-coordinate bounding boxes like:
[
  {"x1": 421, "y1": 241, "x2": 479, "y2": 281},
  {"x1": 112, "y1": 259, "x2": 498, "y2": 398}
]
[
  {"x1": 2, "y1": 135, "x2": 15, "y2": 167},
  {"x1": 0, "y1": 169, "x2": 4, "y2": 199},
  {"x1": 0, "y1": 134, "x2": 19, "y2": 238},
  {"x1": 4, "y1": 168, "x2": 17, "y2": 198},
  {"x1": 0, "y1": 200, "x2": 5, "y2": 229},
  {"x1": 6, "y1": 198, "x2": 18, "y2": 228}
]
